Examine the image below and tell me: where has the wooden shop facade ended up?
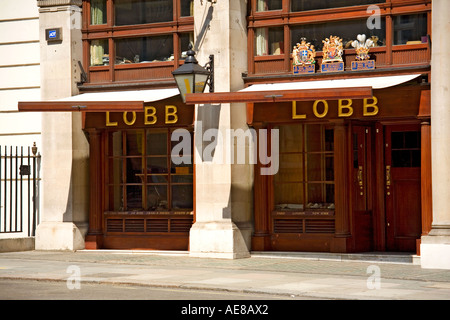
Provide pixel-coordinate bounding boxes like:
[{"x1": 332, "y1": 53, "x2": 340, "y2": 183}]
[
  {"x1": 245, "y1": 0, "x2": 432, "y2": 254},
  {"x1": 187, "y1": 0, "x2": 432, "y2": 254}
]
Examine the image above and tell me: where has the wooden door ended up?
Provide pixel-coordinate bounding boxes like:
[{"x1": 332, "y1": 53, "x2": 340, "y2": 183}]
[
  {"x1": 384, "y1": 124, "x2": 421, "y2": 252},
  {"x1": 352, "y1": 126, "x2": 373, "y2": 252}
]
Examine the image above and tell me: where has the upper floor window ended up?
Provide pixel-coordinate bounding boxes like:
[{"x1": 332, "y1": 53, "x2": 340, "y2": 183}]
[
  {"x1": 88, "y1": 0, "x2": 193, "y2": 26},
  {"x1": 291, "y1": 18, "x2": 386, "y2": 52},
  {"x1": 393, "y1": 13, "x2": 428, "y2": 45},
  {"x1": 248, "y1": 0, "x2": 430, "y2": 75},
  {"x1": 91, "y1": 0, "x2": 107, "y2": 25},
  {"x1": 83, "y1": 0, "x2": 194, "y2": 84},
  {"x1": 115, "y1": 35, "x2": 174, "y2": 64},
  {"x1": 115, "y1": 0, "x2": 173, "y2": 25},
  {"x1": 255, "y1": 27, "x2": 284, "y2": 56},
  {"x1": 256, "y1": 0, "x2": 282, "y2": 12},
  {"x1": 291, "y1": 0, "x2": 385, "y2": 12},
  {"x1": 180, "y1": 0, "x2": 194, "y2": 17}
]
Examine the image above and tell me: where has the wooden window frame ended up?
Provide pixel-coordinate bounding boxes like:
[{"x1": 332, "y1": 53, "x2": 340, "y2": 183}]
[
  {"x1": 247, "y1": 0, "x2": 432, "y2": 76},
  {"x1": 81, "y1": 0, "x2": 194, "y2": 86},
  {"x1": 106, "y1": 127, "x2": 194, "y2": 214},
  {"x1": 271, "y1": 123, "x2": 335, "y2": 214}
]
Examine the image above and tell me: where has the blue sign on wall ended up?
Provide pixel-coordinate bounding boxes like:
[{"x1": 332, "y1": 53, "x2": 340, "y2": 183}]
[{"x1": 45, "y1": 28, "x2": 62, "y2": 42}]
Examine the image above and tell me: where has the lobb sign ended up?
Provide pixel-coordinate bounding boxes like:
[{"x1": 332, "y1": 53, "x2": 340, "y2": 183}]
[
  {"x1": 251, "y1": 87, "x2": 423, "y2": 124},
  {"x1": 292, "y1": 96, "x2": 379, "y2": 120}
]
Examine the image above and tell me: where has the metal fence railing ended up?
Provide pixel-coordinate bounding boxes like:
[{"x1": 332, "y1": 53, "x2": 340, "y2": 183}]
[{"x1": 0, "y1": 143, "x2": 41, "y2": 237}]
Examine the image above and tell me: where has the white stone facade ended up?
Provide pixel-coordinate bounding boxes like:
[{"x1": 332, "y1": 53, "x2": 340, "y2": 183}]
[
  {"x1": 0, "y1": 0, "x2": 42, "y2": 239},
  {"x1": 420, "y1": 0, "x2": 450, "y2": 269}
]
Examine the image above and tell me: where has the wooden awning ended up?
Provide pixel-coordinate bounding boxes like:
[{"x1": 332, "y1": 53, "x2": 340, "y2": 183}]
[
  {"x1": 18, "y1": 88, "x2": 180, "y2": 112},
  {"x1": 184, "y1": 74, "x2": 422, "y2": 105},
  {"x1": 185, "y1": 87, "x2": 373, "y2": 104}
]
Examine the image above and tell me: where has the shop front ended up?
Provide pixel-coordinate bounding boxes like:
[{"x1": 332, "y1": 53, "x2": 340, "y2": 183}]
[
  {"x1": 247, "y1": 75, "x2": 431, "y2": 254},
  {"x1": 83, "y1": 93, "x2": 195, "y2": 250},
  {"x1": 20, "y1": 89, "x2": 195, "y2": 251}
]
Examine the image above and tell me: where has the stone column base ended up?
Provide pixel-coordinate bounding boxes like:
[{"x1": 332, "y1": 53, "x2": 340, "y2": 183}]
[
  {"x1": 189, "y1": 220, "x2": 250, "y2": 259},
  {"x1": 420, "y1": 226, "x2": 450, "y2": 269},
  {"x1": 35, "y1": 221, "x2": 87, "y2": 251}
]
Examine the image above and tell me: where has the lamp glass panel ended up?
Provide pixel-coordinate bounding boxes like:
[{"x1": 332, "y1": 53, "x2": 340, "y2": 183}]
[
  {"x1": 174, "y1": 74, "x2": 194, "y2": 102},
  {"x1": 194, "y1": 73, "x2": 209, "y2": 94}
]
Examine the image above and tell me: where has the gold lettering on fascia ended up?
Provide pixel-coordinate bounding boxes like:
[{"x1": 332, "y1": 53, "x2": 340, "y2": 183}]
[
  {"x1": 292, "y1": 96, "x2": 379, "y2": 119},
  {"x1": 105, "y1": 106, "x2": 179, "y2": 126}
]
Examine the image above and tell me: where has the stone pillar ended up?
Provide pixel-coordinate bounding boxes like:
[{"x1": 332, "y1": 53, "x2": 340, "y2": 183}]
[
  {"x1": 189, "y1": 0, "x2": 253, "y2": 258},
  {"x1": 421, "y1": 0, "x2": 450, "y2": 269},
  {"x1": 35, "y1": 0, "x2": 89, "y2": 250}
]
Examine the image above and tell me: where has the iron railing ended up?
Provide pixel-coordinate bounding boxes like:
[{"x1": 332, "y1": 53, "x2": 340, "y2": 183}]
[{"x1": 0, "y1": 143, "x2": 41, "y2": 236}]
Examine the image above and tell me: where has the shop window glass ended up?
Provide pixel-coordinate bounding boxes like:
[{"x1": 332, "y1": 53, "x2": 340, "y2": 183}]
[
  {"x1": 255, "y1": 27, "x2": 284, "y2": 56},
  {"x1": 391, "y1": 131, "x2": 421, "y2": 168},
  {"x1": 172, "y1": 185, "x2": 193, "y2": 209},
  {"x1": 90, "y1": 39, "x2": 109, "y2": 66},
  {"x1": 274, "y1": 124, "x2": 335, "y2": 211},
  {"x1": 393, "y1": 13, "x2": 428, "y2": 45},
  {"x1": 180, "y1": 32, "x2": 194, "y2": 59},
  {"x1": 147, "y1": 185, "x2": 168, "y2": 210},
  {"x1": 291, "y1": 18, "x2": 386, "y2": 52},
  {"x1": 108, "y1": 129, "x2": 193, "y2": 212},
  {"x1": 291, "y1": 0, "x2": 385, "y2": 12},
  {"x1": 115, "y1": 35, "x2": 174, "y2": 64},
  {"x1": 180, "y1": 0, "x2": 194, "y2": 17},
  {"x1": 91, "y1": 0, "x2": 107, "y2": 25},
  {"x1": 115, "y1": 0, "x2": 173, "y2": 26},
  {"x1": 353, "y1": 133, "x2": 359, "y2": 169},
  {"x1": 256, "y1": 0, "x2": 282, "y2": 12}
]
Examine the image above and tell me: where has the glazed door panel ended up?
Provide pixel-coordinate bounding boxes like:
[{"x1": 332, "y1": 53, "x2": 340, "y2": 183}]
[
  {"x1": 385, "y1": 125, "x2": 421, "y2": 252},
  {"x1": 352, "y1": 126, "x2": 373, "y2": 252}
]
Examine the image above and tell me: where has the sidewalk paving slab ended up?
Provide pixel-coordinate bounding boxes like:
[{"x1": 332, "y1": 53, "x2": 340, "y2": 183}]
[{"x1": 0, "y1": 250, "x2": 449, "y2": 300}]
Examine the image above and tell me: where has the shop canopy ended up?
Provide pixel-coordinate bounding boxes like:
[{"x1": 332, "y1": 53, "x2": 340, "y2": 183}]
[
  {"x1": 184, "y1": 74, "x2": 422, "y2": 104},
  {"x1": 18, "y1": 88, "x2": 180, "y2": 112},
  {"x1": 18, "y1": 74, "x2": 421, "y2": 112}
]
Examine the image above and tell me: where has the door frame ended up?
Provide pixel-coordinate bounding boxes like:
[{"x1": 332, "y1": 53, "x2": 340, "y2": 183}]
[
  {"x1": 374, "y1": 120, "x2": 422, "y2": 252},
  {"x1": 350, "y1": 123, "x2": 375, "y2": 252},
  {"x1": 384, "y1": 123, "x2": 422, "y2": 252}
]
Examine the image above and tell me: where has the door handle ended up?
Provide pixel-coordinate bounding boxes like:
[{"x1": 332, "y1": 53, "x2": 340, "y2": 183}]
[
  {"x1": 358, "y1": 166, "x2": 363, "y2": 195},
  {"x1": 386, "y1": 165, "x2": 391, "y2": 195}
]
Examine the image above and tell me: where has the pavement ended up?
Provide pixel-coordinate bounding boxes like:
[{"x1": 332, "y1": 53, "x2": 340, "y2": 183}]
[{"x1": 0, "y1": 249, "x2": 450, "y2": 300}]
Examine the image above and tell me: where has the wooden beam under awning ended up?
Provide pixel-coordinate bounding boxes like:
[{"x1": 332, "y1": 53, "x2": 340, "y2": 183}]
[
  {"x1": 184, "y1": 87, "x2": 374, "y2": 105},
  {"x1": 18, "y1": 101, "x2": 144, "y2": 112}
]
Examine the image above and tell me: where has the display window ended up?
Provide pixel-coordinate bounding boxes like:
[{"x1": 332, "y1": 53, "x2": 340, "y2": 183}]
[
  {"x1": 273, "y1": 124, "x2": 335, "y2": 212},
  {"x1": 106, "y1": 128, "x2": 193, "y2": 212}
]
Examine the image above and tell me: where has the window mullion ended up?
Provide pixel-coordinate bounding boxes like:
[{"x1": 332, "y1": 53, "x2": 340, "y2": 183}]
[
  {"x1": 143, "y1": 130, "x2": 148, "y2": 211},
  {"x1": 107, "y1": 0, "x2": 114, "y2": 27},
  {"x1": 167, "y1": 128, "x2": 172, "y2": 211}
]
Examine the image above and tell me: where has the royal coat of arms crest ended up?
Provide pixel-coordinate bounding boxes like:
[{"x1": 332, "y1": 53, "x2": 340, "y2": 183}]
[
  {"x1": 321, "y1": 35, "x2": 344, "y2": 73},
  {"x1": 292, "y1": 38, "x2": 316, "y2": 74},
  {"x1": 352, "y1": 34, "x2": 374, "y2": 61},
  {"x1": 322, "y1": 35, "x2": 344, "y2": 62},
  {"x1": 351, "y1": 34, "x2": 376, "y2": 71}
]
